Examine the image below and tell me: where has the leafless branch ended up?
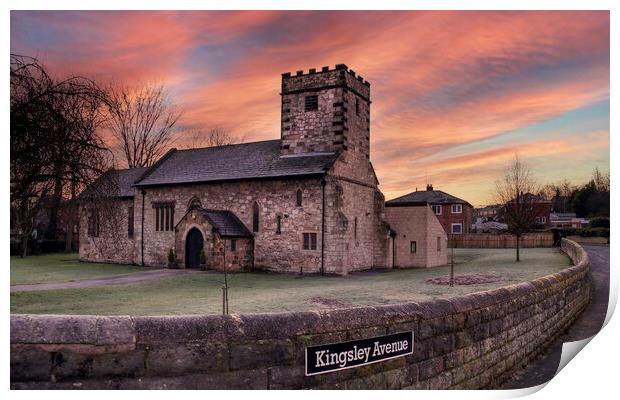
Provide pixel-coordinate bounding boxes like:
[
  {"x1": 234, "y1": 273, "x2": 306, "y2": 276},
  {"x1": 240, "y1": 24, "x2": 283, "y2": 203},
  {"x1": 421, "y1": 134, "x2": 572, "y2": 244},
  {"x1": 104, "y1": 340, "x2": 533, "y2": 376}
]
[{"x1": 105, "y1": 83, "x2": 182, "y2": 168}]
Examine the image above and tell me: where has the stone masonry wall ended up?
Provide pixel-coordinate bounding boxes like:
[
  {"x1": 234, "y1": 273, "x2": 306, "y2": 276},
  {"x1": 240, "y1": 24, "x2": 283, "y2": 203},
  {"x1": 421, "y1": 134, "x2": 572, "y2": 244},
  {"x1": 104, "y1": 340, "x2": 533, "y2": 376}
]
[
  {"x1": 280, "y1": 64, "x2": 370, "y2": 159},
  {"x1": 172, "y1": 209, "x2": 253, "y2": 271},
  {"x1": 11, "y1": 239, "x2": 590, "y2": 389},
  {"x1": 79, "y1": 199, "x2": 136, "y2": 265},
  {"x1": 323, "y1": 177, "x2": 389, "y2": 273},
  {"x1": 385, "y1": 206, "x2": 448, "y2": 268},
  {"x1": 133, "y1": 176, "x2": 388, "y2": 275},
  {"x1": 135, "y1": 178, "x2": 324, "y2": 273}
]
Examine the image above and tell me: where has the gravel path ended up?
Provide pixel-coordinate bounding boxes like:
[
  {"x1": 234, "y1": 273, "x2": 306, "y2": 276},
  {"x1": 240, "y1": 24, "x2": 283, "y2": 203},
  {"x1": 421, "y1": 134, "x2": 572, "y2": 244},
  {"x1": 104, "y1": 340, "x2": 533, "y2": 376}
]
[
  {"x1": 500, "y1": 244, "x2": 610, "y2": 389},
  {"x1": 10, "y1": 269, "x2": 196, "y2": 292}
]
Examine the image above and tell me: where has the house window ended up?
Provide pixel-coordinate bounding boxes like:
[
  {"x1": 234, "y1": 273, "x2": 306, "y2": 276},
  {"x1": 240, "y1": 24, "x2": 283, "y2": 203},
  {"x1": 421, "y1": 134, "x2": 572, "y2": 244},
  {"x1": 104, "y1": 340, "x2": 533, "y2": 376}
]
[
  {"x1": 305, "y1": 95, "x2": 318, "y2": 111},
  {"x1": 452, "y1": 204, "x2": 463, "y2": 214},
  {"x1": 252, "y1": 202, "x2": 260, "y2": 232},
  {"x1": 431, "y1": 205, "x2": 442, "y2": 215},
  {"x1": 153, "y1": 203, "x2": 174, "y2": 232},
  {"x1": 276, "y1": 215, "x2": 282, "y2": 234},
  {"x1": 231, "y1": 239, "x2": 236, "y2": 252},
  {"x1": 87, "y1": 209, "x2": 100, "y2": 237},
  {"x1": 437, "y1": 236, "x2": 442, "y2": 252},
  {"x1": 354, "y1": 217, "x2": 358, "y2": 240},
  {"x1": 303, "y1": 232, "x2": 318, "y2": 250},
  {"x1": 296, "y1": 189, "x2": 303, "y2": 207},
  {"x1": 451, "y1": 223, "x2": 463, "y2": 234},
  {"x1": 355, "y1": 98, "x2": 360, "y2": 115},
  {"x1": 536, "y1": 216, "x2": 547, "y2": 224},
  {"x1": 410, "y1": 241, "x2": 417, "y2": 254},
  {"x1": 127, "y1": 206, "x2": 134, "y2": 238}
]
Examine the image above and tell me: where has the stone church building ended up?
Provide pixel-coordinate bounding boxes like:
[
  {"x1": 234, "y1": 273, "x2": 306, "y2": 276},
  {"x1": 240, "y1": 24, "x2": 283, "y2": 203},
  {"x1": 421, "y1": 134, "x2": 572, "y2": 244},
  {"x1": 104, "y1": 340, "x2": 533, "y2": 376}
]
[{"x1": 79, "y1": 65, "x2": 447, "y2": 274}]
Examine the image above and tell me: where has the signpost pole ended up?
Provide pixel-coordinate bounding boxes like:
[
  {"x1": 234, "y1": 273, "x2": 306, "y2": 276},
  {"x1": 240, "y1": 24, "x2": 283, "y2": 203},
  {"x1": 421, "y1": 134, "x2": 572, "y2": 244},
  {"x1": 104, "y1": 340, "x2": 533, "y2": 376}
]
[
  {"x1": 222, "y1": 286, "x2": 226, "y2": 315},
  {"x1": 450, "y1": 236, "x2": 454, "y2": 287}
]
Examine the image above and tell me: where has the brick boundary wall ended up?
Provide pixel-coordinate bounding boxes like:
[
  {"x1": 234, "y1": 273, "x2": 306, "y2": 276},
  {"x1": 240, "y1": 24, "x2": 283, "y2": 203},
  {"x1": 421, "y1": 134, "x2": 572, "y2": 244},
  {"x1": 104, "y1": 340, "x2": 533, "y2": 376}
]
[
  {"x1": 449, "y1": 233, "x2": 554, "y2": 249},
  {"x1": 10, "y1": 239, "x2": 590, "y2": 389}
]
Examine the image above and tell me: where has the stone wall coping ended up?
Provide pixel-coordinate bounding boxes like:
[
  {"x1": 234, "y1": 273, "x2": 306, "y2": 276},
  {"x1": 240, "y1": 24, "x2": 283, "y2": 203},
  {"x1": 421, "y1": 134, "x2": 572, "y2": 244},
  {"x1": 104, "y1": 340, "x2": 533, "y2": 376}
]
[{"x1": 11, "y1": 239, "x2": 588, "y2": 346}]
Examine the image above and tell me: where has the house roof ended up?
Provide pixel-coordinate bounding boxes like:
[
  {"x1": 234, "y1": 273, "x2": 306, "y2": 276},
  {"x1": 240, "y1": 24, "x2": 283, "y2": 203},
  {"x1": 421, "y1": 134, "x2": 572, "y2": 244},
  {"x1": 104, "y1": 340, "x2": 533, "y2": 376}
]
[
  {"x1": 508, "y1": 192, "x2": 551, "y2": 204},
  {"x1": 202, "y1": 209, "x2": 253, "y2": 238},
  {"x1": 79, "y1": 167, "x2": 147, "y2": 199},
  {"x1": 386, "y1": 188, "x2": 472, "y2": 207},
  {"x1": 134, "y1": 140, "x2": 339, "y2": 187}
]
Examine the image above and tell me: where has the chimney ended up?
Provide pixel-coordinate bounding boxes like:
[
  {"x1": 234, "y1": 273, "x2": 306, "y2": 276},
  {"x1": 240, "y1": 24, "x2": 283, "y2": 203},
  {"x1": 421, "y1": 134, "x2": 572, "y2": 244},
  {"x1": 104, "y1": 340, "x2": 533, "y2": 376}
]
[{"x1": 426, "y1": 184, "x2": 433, "y2": 191}]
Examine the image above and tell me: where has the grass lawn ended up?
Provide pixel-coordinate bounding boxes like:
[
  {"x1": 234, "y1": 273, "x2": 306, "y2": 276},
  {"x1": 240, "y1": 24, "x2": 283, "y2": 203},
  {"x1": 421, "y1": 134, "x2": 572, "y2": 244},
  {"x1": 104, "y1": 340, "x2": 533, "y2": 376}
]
[
  {"x1": 10, "y1": 248, "x2": 571, "y2": 316},
  {"x1": 10, "y1": 253, "x2": 147, "y2": 285}
]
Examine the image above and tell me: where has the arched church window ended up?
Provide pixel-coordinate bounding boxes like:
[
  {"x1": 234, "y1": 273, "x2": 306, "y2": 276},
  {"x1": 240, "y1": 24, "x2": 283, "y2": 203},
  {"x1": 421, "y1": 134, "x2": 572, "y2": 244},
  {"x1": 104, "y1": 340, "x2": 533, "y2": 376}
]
[
  {"x1": 188, "y1": 196, "x2": 202, "y2": 210},
  {"x1": 252, "y1": 202, "x2": 260, "y2": 232},
  {"x1": 296, "y1": 189, "x2": 303, "y2": 207}
]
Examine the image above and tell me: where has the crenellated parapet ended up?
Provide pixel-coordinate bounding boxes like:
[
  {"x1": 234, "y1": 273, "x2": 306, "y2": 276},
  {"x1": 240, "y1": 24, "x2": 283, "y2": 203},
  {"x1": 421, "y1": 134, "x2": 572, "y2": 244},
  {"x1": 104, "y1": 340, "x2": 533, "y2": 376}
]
[{"x1": 280, "y1": 64, "x2": 371, "y2": 158}]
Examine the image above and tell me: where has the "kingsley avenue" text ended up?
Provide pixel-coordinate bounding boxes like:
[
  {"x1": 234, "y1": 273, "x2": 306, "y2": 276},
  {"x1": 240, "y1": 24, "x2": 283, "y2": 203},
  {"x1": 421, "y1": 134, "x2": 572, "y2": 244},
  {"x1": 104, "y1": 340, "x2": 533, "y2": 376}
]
[{"x1": 305, "y1": 331, "x2": 414, "y2": 375}]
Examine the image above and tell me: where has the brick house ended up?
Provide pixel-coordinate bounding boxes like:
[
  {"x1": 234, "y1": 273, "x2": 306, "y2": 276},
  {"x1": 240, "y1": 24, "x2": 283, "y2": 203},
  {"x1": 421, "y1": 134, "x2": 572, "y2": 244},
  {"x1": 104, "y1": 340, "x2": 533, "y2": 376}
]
[
  {"x1": 500, "y1": 193, "x2": 552, "y2": 228},
  {"x1": 79, "y1": 65, "x2": 447, "y2": 274},
  {"x1": 385, "y1": 185, "x2": 474, "y2": 235}
]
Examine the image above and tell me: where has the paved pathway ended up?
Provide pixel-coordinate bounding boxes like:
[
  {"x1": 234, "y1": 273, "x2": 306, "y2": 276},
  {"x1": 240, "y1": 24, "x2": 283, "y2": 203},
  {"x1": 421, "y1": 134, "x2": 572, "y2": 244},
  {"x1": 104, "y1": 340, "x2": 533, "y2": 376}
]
[
  {"x1": 10, "y1": 269, "x2": 196, "y2": 292},
  {"x1": 500, "y1": 244, "x2": 610, "y2": 389}
]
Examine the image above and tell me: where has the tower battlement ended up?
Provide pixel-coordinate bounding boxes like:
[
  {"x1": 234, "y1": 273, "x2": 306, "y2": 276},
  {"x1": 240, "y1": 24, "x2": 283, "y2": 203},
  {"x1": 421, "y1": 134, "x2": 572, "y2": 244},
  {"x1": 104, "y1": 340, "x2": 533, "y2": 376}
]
[
  {"x1": 281, "y1": 64, "x2": 371, "y2": 88},
  {"x1": 280, "y1": 64, "x2": 371, "y2": 158}
]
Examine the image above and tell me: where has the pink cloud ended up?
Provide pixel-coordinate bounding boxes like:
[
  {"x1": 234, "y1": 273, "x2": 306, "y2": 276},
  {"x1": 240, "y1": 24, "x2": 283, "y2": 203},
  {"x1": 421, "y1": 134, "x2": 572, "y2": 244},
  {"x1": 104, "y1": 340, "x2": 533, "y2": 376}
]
[{"x1": 11, "y1": 11, "x2": 609, "y2": 205}]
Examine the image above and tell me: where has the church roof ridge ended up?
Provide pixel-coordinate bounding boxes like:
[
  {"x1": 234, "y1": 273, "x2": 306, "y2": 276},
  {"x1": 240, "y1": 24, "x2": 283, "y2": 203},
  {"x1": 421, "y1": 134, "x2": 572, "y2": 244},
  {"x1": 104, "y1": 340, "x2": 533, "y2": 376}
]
[{"x1": 133, "y1": 139, "x2": 339, "y2": 187}]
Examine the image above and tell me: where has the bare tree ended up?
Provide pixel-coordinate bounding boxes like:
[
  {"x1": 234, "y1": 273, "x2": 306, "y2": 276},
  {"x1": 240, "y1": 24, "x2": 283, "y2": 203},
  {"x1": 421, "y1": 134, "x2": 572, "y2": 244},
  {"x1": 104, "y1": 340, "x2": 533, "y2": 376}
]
[
  {"x1": 11, "y1": 54, "x2": 112, "y2": 256},
  {"x1": 495, "y1": 155, "x2": 539, "y2": 262},
  {"x1": 181, "y1": 126, "x2": 244, "y2": 149},
  {"x1": 106, "y1": 83, "x2": 181, "y2": 168},
  {"x1": 592, "y1": 167, "x2": 610, "y2": 192}
]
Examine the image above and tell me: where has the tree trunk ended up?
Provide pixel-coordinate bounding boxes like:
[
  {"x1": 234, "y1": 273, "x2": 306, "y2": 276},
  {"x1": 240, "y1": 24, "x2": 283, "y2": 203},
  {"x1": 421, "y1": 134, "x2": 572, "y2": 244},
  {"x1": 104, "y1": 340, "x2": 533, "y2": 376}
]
[
  {"x1": 65, "y1": 222, "x2": 73, "y2": 252},
  {"x1": 47, "y1": 170, "x2": 63, "y2": 239},
  {"x1": 516, "y1": 234, "x2": 520, "y2": 262},
  {"x1": 21, "y1": 232, "x2": 28, "y2": 258}
]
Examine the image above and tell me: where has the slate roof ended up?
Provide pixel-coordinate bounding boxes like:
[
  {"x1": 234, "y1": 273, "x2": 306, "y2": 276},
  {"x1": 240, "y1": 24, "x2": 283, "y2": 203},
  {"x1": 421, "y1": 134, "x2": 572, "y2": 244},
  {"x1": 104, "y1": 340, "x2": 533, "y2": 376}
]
[
  {"x1": 79, "y1": 167, "x2": 147, "y2": 199},
  {"x1": 202, "y1": 209, "x2": 253, "y2": 238},
  {"x1": 134, "y1": 140, "x2": 339, "y2": 187},
  {"x1": 386, "y1": 188, "x2": 472, "y2": 207}
]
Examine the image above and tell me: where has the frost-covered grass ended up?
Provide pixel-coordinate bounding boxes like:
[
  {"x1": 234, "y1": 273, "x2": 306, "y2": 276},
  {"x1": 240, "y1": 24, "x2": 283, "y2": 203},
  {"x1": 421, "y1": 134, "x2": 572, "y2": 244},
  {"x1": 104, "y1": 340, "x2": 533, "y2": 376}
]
[
  {"x1": 10, "y1": 253, "x2": 146, "y2": 285},
  {"x1": 11, "y1": 248, "x2": 570, "y2": 315}
]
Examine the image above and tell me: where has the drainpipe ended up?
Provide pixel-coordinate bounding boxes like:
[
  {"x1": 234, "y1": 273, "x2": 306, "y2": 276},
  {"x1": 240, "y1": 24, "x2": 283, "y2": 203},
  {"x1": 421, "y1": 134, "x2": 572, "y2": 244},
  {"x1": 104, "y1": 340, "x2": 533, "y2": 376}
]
[
  {"x1": 222, "y1": 237, "x2": 229, "y2": 315},
  {"x1": 320, "y1": 178, "x2": 326, "y2": 276},
  {"x1": 251, "y1": 238, "x2": 255, "y2": 272},
  {"x1": 392, "y1": 233, "x2": 396, "y2": 268},
  {"x1": 141, "y1": 189, "x2": 145, "y2": 267}
]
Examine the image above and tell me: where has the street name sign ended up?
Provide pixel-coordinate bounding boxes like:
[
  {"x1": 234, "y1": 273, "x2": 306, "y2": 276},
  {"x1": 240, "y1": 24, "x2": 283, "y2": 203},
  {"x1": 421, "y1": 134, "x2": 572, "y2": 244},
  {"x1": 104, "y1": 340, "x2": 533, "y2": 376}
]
[{"x1": 305, "y1": 331, "x2": 414, "y2": 376}]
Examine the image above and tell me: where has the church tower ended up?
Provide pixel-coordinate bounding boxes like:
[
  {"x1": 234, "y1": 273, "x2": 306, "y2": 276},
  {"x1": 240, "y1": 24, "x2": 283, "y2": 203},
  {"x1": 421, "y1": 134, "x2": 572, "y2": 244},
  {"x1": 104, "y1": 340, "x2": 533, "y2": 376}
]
[{"x1": 280, "y1": 64, "x2": 371, "y2": 160}]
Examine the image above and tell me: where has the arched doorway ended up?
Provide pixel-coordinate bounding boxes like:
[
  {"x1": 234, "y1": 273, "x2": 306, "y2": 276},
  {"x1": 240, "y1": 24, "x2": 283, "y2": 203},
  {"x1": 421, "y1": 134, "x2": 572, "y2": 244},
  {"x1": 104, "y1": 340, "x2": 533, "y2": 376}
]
[{"x1": 185, "y1": 228, "x2": 204, "y2": 268}]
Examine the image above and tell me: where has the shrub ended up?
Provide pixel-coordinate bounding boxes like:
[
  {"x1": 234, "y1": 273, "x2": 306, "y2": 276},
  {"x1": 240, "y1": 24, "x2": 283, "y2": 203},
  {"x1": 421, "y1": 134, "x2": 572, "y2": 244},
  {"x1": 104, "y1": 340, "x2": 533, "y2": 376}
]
[
  {"x1": 589, "y1": 217, "x2": 610, "y2": 228},
  {"x1": 579, "y1": 227, "x2": 610, "y2": 238},
  {"x1": 9, "y1": 239, "x2": 64, "y2": 255},
  {"x1": 167, "y1": 248, "x2": 176, "y2": 263},
  {"x1": 10, "y1": 240, "x2": 22, "y2": 256},
  {"x1": 593, "y1": 227, "x2": 610, "y2": 238},
  {"x1": 39, "y1": 240, "x2": 66, "y2": 254}
]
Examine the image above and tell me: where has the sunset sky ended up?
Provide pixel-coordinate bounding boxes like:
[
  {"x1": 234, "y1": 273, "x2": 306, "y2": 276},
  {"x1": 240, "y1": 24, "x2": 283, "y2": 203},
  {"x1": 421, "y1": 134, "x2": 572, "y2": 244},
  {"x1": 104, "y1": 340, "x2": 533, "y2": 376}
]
[{"x1": 10, "y1": 10, "x2": 610, "y2": 206}]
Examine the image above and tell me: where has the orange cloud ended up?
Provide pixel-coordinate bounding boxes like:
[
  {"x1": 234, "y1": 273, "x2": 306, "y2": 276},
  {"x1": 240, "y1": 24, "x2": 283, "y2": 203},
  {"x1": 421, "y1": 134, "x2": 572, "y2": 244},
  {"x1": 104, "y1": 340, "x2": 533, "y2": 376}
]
[{"x1": 11, "y1": 11, "x2": 609, "y2": 205}]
